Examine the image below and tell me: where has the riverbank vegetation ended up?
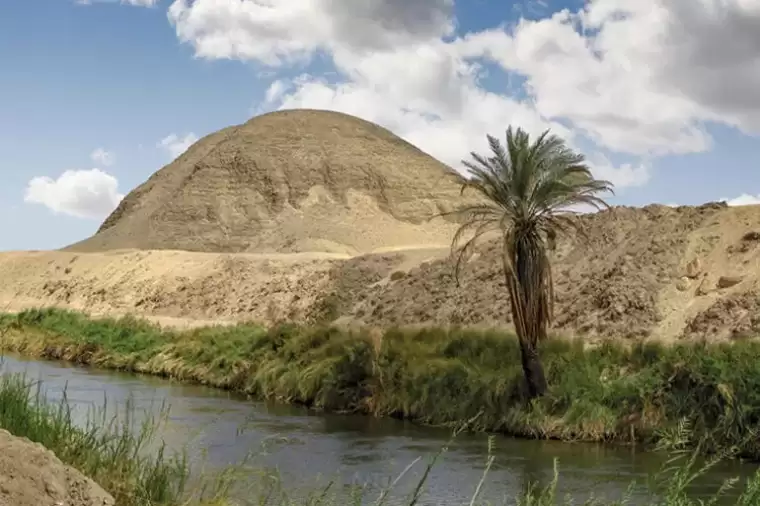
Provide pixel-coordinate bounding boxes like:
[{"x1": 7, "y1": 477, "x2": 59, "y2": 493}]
[
  {"x1": 0, "y1": 368, "x2": 242, "y2": 506},
  {"x1": 3, "y1": 368, "x2": 760, "y2": 506},
  {"x1": 2, "y1": 339, "x2": 760, "y2": 505},
  {"x1": 2, "y1": 308, "x2": 760, "y2": 461}
]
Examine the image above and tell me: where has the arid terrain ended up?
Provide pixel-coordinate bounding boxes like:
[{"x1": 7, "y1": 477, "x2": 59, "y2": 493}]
[
  {"x1": 0, "y1": 429, "x2": 114, "y2": 506},
  {"x1": 4, "y1": 202, "x2": 760, "y2": 342},
  {"x1": 66, "y1": 109, "x2": 470, "y2": 256},
  {"x1": 3, "y1": 110, "x2": 760, "y2": 342}
]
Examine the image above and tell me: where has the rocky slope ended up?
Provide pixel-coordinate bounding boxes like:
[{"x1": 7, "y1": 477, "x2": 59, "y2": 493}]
[
  {"x1": 0, "y1": 430, "x2": 114, "y2": 506},
  {"x1": 65, "y1": 109, "x2": 471, "y2": 256},
  {"x1": 5, "y1": 110, "x2": 760, "y2": 341},
  {"x1": 4, "y1": 202, "x2": 760, "y2": 341}
]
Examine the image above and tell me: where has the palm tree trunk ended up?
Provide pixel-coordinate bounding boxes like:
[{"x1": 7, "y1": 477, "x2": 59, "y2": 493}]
[
  {"x1": 507, "y1": 237, "x2": 549, "y2": 399},
  {"x1": 519, "y1": 338, "x2": 547, "y2": 398},
  {"x1": 506, "y1": 286, "x2": 548, "y2": 398}
]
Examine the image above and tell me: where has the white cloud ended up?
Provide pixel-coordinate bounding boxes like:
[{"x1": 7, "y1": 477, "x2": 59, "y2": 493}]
[
  {"x1": 165, "y1": 0, "x2": 760, "y2": 190},
  {"x1": 470, "y1": 0, "x2": 760, "y2": 155},
  {"x1": 168, "y1": 0, "x2": 454, "y2": 65},
  {"x1": 158, "y1": 133, "x2": 198, "y2": 159},
  {"x1": 90, "y1": 148, "x2": 115, "y2": 167},
  {"x1": 586, "y1": 153, "x2": 650, "y2": 188},
  {"x1": 723, "y1": 194, "x2": 760, "y2": 206},
  {"x1": 24, "y1": 169, "x2": 124, "y2": 219},
  {"x1": 460, "y1": 14, "x2": 707, "y2": 157},
  {"x1": 264, "y1": 80, "x2": 288, "y2": 104}
]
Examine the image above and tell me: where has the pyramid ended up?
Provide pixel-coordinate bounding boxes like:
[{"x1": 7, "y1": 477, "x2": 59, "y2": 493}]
[{"x1": 66, "y1": 109, "x2": 471, "y2": 255}]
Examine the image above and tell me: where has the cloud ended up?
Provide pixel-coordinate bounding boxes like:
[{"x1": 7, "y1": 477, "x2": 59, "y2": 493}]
[
  {"x1": 158, "y1": 133, "x2": 198, "y2": 159},
  {"x1": 168, "y1": 0, "x2": 453, "y2": 64},
  {"x1": 90, "y1": 148, "x2": 115, "y2": 167},
  {"x1": 24, "y1": 169, "x2": 124, "y2": 219},
  {"x1": 460, "y1": 16, "x2": 705, "y2": 157},
  {"x1": 471, "y1": 0, "x2": 760, "y2": 155},
  {"x1": 166, "y1": 0, "x2": 760, "y2": 190},
  {"x1": 654, "y1": 1, "x2": 760, "y2": 133},
  {"x1": 264, "y1": 80, "x2": 288, "y2": 104},
  {"x1": 723, "y1": 194, "x2": 760, "y2": 206},
  {"x1": 586, "y1": 153, "x2": 650, "y2": 188}
]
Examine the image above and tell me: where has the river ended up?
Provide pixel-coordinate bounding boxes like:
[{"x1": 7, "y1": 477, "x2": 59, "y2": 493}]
[{"x1": 1, "y1": 354, "x2": 757, "y2": 505}]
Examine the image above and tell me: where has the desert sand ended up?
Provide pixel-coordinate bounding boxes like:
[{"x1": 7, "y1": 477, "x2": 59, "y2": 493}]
[
  {"x1": 3, "y1": 202, "x2": 760, "y2": 341},
  {"x1": 65, "y1": 109, "x2": 472, "y2": 256},
  {"x1": 3, "y1": 110, "x2": 760, "y2": 342},
  {"x1": 0, "y1": 429, "x2": 114, "y2": 506}
]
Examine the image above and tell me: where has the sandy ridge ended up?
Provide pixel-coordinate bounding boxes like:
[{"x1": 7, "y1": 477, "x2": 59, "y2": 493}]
[{"x1": 4, "y1": 203, "x2": 760, "y2": 341}]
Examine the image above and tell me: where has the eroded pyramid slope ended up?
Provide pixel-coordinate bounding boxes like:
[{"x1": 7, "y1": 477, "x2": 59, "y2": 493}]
[{"x1": 67, "y1": 109, "x2": 469, "y2": 255}]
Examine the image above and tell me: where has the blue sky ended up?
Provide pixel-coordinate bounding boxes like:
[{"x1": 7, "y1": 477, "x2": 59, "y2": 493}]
[{"x1": 2, "y1": 0, "x2": 759, "y2": 251}]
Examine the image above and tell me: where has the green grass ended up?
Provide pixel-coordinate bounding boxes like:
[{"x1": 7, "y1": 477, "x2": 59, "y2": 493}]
[
  {"x1": 4, "y1": 308, "x2": 760, "y2": 461},
  {"x1": 3, "y1": 344, "x2": 760, "y2": 505},
  {"x1": 0, "y1": 369, "x2": 220, "y2": 506}
]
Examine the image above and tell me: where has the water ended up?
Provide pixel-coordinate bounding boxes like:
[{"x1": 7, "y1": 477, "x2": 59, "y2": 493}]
[{"x1": 1, "y1": 354, "x2": 757, "y2": 505}]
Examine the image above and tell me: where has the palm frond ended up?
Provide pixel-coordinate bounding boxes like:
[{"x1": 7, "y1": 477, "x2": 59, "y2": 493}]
[
  {"x1": 448, "y1": 125, "x2": 614, "y2": 350},
  {"x1": 451, "y1": 218, "x2": 500, "y2": 286}
]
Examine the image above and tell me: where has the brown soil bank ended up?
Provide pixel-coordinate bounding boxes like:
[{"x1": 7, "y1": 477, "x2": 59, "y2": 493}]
[
  {"x1": 4, "y1": 202, "x2": 760, "y2": 341},
  {"x1": 0, "y1": 429, "x2": 114, "y2": 506},
  {"x1": 65, "y1": 109, "x2": 470, "y2": 256}
]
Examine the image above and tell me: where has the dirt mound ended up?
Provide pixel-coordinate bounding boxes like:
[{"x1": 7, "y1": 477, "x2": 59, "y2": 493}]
[
  {"x1": 6, "y1": 202, "x2": 760, "y2": 341},
  {"x1": 682, "y1": 292, "x2": 760, "y2": 341},
  {"x1": 0, "y1": 429, "x2": 114, "y2": 506},
  {"x1": 66, "y1": 109, "x2": 470, "y2": 255},
  {"x1": 0, "y1": 248, "x2": 433, "y2": 327},
  {"x1": 352, "y1": 203, "x2": 727, "y2": 339}
]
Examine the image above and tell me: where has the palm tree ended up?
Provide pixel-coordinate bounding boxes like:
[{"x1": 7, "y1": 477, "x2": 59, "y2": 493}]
[{"x1": 448, "y1": 126, "x2": 614, "y2": 398}]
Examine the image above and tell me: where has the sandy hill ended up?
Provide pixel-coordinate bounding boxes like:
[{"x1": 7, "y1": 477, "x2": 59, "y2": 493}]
[
  {"x1": 3, "y1": 109, "x2": 760, "y2": 342},
  {"x1": 65, "y1": 109, "x2": 470, "y2": 255},
  {"x1": 4, "y1": 202, "x2": 760, "y2": 341}
]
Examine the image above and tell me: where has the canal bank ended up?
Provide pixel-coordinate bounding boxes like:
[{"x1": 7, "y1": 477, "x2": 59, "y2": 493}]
[
  {"x1": 0, "y1": 359, "x2": 205, "y2": 506},
  {"x1": 2, "y1": 309, "x2": 760, "y2": 458},
  {"x1": 2, "y1": 352, "x2": 759, "y2": 506},
  {"x1": 0, "y1": 425, "x2": 115, "y2": 506}
]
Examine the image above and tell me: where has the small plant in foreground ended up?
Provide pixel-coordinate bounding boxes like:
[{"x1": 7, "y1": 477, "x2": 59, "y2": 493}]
[{"x1": 0, "y1": 366, "x2": 241, "y2": 506}]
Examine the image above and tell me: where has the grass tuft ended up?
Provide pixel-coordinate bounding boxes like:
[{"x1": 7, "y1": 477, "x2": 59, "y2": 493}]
[{"x1": 0, "y1": 369, "x2": 191, "y2": 505}]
